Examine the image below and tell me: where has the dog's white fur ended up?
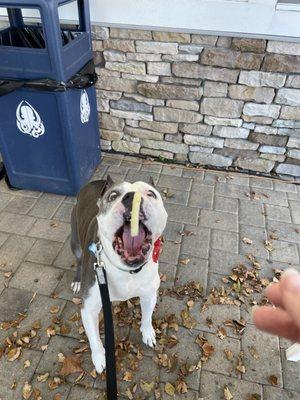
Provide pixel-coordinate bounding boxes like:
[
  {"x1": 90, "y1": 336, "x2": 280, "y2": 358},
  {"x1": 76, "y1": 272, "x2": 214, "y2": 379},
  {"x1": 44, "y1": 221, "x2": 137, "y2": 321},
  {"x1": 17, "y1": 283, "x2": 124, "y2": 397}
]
[{"x1": 81, "y1": 181, "x2": 168, "y2": 374}]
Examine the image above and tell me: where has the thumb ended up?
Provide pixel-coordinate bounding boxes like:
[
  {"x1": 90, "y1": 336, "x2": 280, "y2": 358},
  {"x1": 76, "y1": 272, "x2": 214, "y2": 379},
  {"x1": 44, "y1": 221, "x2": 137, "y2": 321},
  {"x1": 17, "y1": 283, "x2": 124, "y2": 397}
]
[{"x1": 281, "y1": 269, "x2": 300, "y2": 331}]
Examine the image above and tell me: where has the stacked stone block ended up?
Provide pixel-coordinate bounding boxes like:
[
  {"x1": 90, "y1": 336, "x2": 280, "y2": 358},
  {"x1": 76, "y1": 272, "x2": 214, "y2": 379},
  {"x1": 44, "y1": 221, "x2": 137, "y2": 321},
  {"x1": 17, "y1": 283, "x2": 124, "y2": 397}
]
[{"x1": 92, "y1": 27, "x2": 300, "y2": 177}]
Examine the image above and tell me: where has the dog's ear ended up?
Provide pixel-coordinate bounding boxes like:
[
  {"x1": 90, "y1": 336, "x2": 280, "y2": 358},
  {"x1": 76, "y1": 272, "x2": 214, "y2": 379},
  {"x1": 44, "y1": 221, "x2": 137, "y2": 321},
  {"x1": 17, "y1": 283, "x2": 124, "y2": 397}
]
[
  {"x1": 148, "y1": 176, "x2": 156, "y2": 187},
  {"x1": 106, "y1": 174, "x2": 114, "y2": 189}
]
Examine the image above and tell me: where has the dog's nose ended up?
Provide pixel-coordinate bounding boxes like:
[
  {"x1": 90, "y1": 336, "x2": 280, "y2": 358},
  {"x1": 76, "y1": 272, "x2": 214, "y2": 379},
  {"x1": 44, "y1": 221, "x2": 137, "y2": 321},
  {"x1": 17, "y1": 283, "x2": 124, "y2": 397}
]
[
  {"x1": 122, "y1": 192, "x2": 145, "y2": 221},
  {"x1": 122, "y1": 191, "x2": 135, "y2": 210}
]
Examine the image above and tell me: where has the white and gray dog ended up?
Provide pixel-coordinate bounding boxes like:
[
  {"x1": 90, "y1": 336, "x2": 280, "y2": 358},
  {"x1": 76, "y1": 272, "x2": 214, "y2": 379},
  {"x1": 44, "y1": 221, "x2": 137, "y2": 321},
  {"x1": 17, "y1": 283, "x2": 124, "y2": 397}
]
[{"x1": 70, "y1": 176, "x2": 168, "y2": 373}]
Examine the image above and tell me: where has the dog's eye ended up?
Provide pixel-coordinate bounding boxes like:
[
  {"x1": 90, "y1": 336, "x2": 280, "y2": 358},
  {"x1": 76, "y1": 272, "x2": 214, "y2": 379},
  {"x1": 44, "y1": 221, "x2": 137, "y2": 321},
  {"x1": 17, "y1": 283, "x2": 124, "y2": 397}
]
[
  {"x1": 107, "y1": 191, "x2": 119, "y2": 202},
  {"x1": 147, "y1": 190, "x2": 157, "y2": 199}
]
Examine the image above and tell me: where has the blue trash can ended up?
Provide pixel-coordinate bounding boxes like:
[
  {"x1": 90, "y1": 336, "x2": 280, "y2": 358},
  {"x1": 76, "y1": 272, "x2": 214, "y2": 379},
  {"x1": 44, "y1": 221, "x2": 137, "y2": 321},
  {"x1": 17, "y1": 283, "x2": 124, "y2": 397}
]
[
  {"x1": 0, "y1": 0, "x2": 100, "y2": 195},
  {"x1": 0, "y1": 0, "x2": 94, "y2": 81}
]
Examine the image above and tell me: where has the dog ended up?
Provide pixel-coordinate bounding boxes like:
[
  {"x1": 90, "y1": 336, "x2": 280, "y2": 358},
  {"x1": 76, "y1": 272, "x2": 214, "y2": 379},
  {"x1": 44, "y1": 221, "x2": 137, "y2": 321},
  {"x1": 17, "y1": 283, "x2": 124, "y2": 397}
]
[{"x1": 70, "y1": 176, "x2": 168, "y2": 373}]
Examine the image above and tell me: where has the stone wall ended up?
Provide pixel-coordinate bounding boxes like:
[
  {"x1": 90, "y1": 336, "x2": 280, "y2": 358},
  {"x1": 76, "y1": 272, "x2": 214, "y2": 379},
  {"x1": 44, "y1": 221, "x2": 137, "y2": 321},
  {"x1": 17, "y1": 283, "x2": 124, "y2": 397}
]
[{"x1": 92, "y1": 26, "x2": 300, "y2": 177}]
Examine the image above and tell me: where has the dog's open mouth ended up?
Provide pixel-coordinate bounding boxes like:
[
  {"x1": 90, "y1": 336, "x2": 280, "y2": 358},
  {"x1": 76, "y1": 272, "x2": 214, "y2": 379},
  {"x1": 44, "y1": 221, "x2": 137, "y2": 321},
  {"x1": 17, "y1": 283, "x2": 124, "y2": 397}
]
[{"x1": 113, "y1": 221, "x2": 152, "y2": 266}]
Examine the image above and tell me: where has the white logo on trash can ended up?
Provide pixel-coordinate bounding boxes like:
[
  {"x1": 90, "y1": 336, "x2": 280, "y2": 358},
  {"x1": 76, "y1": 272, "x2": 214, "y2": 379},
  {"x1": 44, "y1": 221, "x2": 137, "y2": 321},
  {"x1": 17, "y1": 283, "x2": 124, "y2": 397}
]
[
  {"x1": 80, "y1": 90, "x2": 90, "y2": 124},
  {"x1": 16, "y1": 100, "x2": 45, "y2": 138}
]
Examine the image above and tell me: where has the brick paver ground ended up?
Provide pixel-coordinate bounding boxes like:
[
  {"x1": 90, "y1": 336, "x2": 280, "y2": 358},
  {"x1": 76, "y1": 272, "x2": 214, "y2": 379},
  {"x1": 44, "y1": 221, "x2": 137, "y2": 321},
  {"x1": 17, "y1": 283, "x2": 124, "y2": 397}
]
[{"x1": 0, "y1": 153, "x2": 300, "y2": 400}]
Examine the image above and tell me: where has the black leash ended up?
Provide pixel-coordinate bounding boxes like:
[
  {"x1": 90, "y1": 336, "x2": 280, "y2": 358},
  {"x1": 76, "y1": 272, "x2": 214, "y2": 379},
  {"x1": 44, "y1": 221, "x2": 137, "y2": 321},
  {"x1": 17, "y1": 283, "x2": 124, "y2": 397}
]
[{"x1": 92, "y1": 244, "x2": 118, "y2": 400}]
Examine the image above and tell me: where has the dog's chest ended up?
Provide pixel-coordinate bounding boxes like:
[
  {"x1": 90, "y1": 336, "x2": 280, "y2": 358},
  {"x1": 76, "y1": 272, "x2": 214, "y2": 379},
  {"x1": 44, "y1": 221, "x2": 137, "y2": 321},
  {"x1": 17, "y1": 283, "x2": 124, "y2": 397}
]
[
  {"x1": 87, "y1": 266, "x2": 160, "y2": 304},
  {"x1": 108, "y1": 268, "x2": 160, "y2": 301}
]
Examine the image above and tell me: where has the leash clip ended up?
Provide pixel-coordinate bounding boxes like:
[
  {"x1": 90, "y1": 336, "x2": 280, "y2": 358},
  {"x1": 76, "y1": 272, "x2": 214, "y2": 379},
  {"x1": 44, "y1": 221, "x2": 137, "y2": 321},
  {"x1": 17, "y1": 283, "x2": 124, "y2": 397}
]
[
  {"x1": 94, "y1": 262, "x2": 106, "y2": 284},
  {"x1": 89, "y1": 242, "x2": 106, "y2": 284}
]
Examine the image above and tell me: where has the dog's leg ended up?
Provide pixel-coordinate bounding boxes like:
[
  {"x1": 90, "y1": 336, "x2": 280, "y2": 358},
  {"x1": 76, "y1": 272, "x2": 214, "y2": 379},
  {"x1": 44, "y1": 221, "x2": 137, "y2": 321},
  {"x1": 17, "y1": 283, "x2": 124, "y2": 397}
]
[
  {"x1": 70, "y1": 208, "x2": 82, "y2": 294},
  {"x1": 81, "y1": 295, "x2": 106, "y2": 374},
  {"x1": 140, "y1": 292, "x2": 157, "y2": 347}
]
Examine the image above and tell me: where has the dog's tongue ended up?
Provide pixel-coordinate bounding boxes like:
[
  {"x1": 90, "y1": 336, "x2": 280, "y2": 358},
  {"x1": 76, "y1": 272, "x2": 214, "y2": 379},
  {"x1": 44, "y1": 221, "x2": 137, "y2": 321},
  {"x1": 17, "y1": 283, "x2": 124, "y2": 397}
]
[{"x1": 122, "y1": 223, "x2": 146, "y2": 256}]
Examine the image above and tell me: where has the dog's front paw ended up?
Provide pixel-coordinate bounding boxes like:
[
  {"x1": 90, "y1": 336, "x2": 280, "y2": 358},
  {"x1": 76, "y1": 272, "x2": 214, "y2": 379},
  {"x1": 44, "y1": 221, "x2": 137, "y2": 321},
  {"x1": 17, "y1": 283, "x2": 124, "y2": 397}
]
[
  {"x1": 91, "y1": 349, "x2": 106, "y2": 374},
  {"x1": 141, "y1": 325, "x2": 156, "y2": 348},
  {"x1": 71, "y1": 280, "x2": 81, "y2": 294}
]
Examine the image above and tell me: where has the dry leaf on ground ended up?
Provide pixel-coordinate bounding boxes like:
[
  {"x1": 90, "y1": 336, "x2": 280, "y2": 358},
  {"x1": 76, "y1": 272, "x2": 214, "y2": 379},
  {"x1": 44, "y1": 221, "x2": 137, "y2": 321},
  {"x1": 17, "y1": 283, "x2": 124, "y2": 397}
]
[
  {"x1": 224, "y1": 385, "x2": 233, "y2": 400},
  {"x1": 59, "y1": 355, "x2": 83, "y2": 376},
  {"x1": 165, "y1": 382, "x2": 175, "y2": 396},
  {"x1": 140, "y1": 381, "x2": 155, "y2": 393},
  {"x1": 242, "y1": 237, "x2": 253, "y2": 245},
  {"x1": 37, "y1": 372, "x2": 49, "y2": 382},
  {"x1": 7, "y1": 347, "x2": 21, "y2": 361},
  {"x1": 22, "y1": 382, "x2": 33, "y2": 400},
  {"x1": 268, "y1": 375, "x2": 278, "y2": 386}
]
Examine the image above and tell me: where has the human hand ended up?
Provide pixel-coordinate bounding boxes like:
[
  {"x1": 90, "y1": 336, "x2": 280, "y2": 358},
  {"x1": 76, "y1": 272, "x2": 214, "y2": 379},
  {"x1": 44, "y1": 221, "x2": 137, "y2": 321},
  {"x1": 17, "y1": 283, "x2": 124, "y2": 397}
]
[{"x1": 253, "y1": 268, "x2": 300, "y2": 342}]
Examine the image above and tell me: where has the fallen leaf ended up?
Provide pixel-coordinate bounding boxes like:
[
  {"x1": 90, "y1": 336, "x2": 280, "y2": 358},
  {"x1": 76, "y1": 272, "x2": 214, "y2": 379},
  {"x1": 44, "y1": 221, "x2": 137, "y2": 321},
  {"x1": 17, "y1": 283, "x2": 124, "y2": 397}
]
[
  {"x1": 179, "y1": 258, "x2": 190, "y2": 266},
  {"x1": 181, "y1": 309, "x2": 197, "y2": 329},
  {"x1": 123, "y1": 371, "x2": 133, "y2": 382},
  {"x1": 206, "y1": 317, "x2": 213, "y2": 328},
  {"x1": 46, "y1": 326, "x2": 56, "y2": 337},
  {"x1": 7, "y1": 347, "x2": 21, "y2": 361},
  {"x1": 264, "y1": 240, "x2": 274, "y2": 252},
  {"x1": 202, "y1": 342, "x2": 215, "y2": 358},
  {"x1": 242, "y1": 237, "x2": 253, "y2": 245},
  {"x1": 32, "y1": 388, "x2": 42, "y2": 400},
  {"x1": 217, "y1": 327, "x2": 227, "y2": 340},
  {"x1": 125, "y1": 388, "x2": 133, "y2": 400},
  {"x1": 260, "y1": 278, "x2": 270, "y2": 287},
  {"x1": 37, "y1": 372, "x2": 49, "y2": 382},
  {"x1": 268, "y1": 375, "x2": 278, "y2": 386},
  {"x1": 162, "y1": 189, "x2": 174, "y2": 199},
  {"x1": 41, "y1": 345, "x2": 48, "y2": 351},
  {"x1": 72, "y1": 297, "x2": 82, "y2": 305},
  {"x1": 50, "y1": 306, "x2": 60, "y2": 314},
  {"x1": 50, "y1": 222, "x2": 59, "y2": 228},
  {"x1": 224, "y1": 385, "x2": 233, "y2": 400},
  {"x1": 32, "y1": 320, "x2": 41, "y2": 330},
  {"x1": 22, "y1": 382, "x2": 33, "y2": 400},
  {"x1": 24, "y1": 360, "x2": 31, "y2": 368},
  {"x1": 140, "y1": 380, "x2": 155, "y2": 393},
  {"x1": 90, "y1": 369, "x2": 97, "y2": 378},
  {"x1": 60, "y1": 324, "x2": 71, "y2": 335},
  {"x1": 236, "y1": 351, "x2": 246, "y2": 374},
  {"x1": 295, "y1": 228, "x2": 300, "y2": 234},
  {"x1": 73, "y1": 344, "x2": 88, "y2": 354},
  {"x1": 224, "y1": 349, "x2": 233, "y2": 361},
  {"x1": 53, "y1": 394, "x2": 63, "y2": 400},
  {"x1": 57, "y1": 353, "x2": 65, "y2": 363},
  {"x1": 236, "y1": 364, "x2": 246, "y2": 374},
  {"x1": 74, "y1": 371, "x2": 84, "y2": 383},
  {"x1": 4, "y1": 271, "x2": 12, "y2": 278},
  {"x1": 22, "y1": 336, "x2": 30, "y2": 344},
  {"x1": 176, "y1": 380, "x2": 188, "y2": 394},
  {"x1": 60, "y1": 355, "x2": 83, "y2": 376},
  {"x1": 269, "y1": 232, "x2": 279, "y2": 241},
  {"x1": 248, "y1": 395, "x2": 261, "y2": 400},
  {"x1": 48, "y1": 377, "x2": 62, "y2": 389},
  {"x1": 78, "y1": 326, "x2": 85, "y2": 335},
  {"x1": 187, "y1": 300, "x2": 194, "y2": 308},
  {"x1": 248, "y1": 346, "x2": 259, "y2": 360},
  {"x1": 165, "y1": 382, "x2": 175, "y2": 396}
]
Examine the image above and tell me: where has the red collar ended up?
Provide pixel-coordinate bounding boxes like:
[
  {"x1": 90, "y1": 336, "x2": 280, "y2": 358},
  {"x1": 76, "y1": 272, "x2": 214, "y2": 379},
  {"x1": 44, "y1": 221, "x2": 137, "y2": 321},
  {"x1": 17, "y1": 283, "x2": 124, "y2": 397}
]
[{"x1": 152, "y1": 237, "x2": 162, "y2": 263}]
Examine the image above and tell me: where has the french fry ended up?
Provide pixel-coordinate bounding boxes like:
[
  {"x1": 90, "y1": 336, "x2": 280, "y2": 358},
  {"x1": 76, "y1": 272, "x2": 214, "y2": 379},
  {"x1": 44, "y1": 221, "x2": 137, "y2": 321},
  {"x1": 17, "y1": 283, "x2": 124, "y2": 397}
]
[{"x1": 131, "y1": 192, "x2": 142, "y2": 237}]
